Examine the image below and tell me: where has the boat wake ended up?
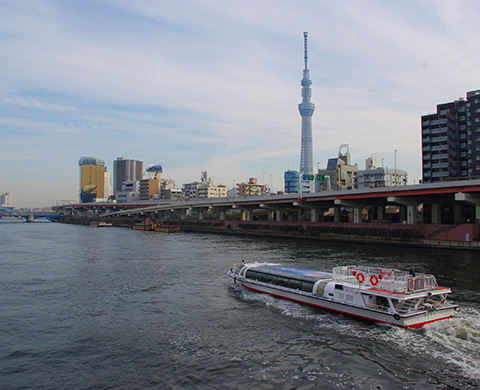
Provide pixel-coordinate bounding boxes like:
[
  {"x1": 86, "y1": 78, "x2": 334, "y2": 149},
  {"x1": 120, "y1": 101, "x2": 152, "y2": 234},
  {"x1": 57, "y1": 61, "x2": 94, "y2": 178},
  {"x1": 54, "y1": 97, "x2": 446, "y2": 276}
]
[
  {"x1": 236, "y1": 287, "x2": 480, "y2": 384},
  {"x1": 421, "y1": 305, "x2": 480, "y2": 380}
]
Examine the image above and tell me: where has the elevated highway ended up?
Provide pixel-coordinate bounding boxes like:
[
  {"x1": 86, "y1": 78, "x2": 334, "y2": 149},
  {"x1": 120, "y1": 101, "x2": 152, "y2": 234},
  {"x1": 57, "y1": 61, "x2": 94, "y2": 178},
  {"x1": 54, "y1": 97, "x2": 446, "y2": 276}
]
[{"x1": 54, "y1": 179, "x2": 480, "y2": 225}]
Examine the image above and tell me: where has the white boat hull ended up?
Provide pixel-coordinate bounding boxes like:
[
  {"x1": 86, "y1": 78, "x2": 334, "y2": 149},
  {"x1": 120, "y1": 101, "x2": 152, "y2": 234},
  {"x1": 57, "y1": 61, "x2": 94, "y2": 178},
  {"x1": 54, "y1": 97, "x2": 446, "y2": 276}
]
[{"x1": 235, "y1": 277, "x2": 456, "y2": 329}]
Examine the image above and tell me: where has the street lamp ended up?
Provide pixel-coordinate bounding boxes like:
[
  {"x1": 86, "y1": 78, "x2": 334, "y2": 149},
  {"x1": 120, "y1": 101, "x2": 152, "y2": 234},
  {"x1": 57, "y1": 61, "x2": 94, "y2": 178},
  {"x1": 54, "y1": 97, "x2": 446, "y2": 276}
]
[{"x1": 394, "y1": 150, "x2": 397, "y2": 187}]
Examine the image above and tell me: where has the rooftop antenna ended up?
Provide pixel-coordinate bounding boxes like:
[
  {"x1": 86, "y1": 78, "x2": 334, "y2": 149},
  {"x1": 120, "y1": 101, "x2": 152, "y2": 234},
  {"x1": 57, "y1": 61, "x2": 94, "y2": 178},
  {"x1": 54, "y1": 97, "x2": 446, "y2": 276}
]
[{"x1": 304, "y1": 31, "x2": 309, "y2": 70}]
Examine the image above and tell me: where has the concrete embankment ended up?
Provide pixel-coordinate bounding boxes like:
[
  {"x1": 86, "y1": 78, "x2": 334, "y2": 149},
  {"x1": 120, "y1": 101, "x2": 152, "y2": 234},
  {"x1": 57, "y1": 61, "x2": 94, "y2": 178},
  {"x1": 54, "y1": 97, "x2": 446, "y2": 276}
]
[{"x1": 59, "y1": 216, "x2": 480, "y2": 251}]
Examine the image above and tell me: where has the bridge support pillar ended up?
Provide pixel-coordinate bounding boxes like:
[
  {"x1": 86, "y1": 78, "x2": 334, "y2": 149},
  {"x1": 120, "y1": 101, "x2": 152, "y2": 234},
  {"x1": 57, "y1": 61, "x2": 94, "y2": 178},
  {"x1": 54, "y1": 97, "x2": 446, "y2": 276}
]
[
  {"x1": 334, "y1": 207, "x2": 341, "y2": 223},
  {"x1": 454, "y1": 204, "x2": 463, "y2": 224},
  {"x1": 431, "y1": 204, "x2": 442, "y2": 224},
  {"x1": 27, "y1": 213, "x2": 34, "y2": 222},
  {"x1": 352, "y1": 207, "x2": 361, "y2": 223},
  {"x1": 388, "y1": 197, "x2": 420, "y2": 224},
  {"x1": 275, "y1": 209, "x2": 283, "y2": 222},
  {"x1": 198, "y1": 210, "x2": 205, "y2": 220},
  {"x1": 219, "y1": 210, "x2": 226, "y2": 220},
  {"x1": 455, "y1": 192, "x2": 480, "y2": 223},
  {"x1": 297, "y1": 209, "x2": 303, "y2": 222},
  {"x1": 334, "y1": 200, "x2": 367, "y2": 223},
  {"x1": 377, "y1": 206, "x2": 385, "y2": 221},
  {"x1": 181, "y1": 209, "x2": 187, "y2": 220},
  {"x1": 406, "y1": 205, "x2": 417, "y2": 224}
]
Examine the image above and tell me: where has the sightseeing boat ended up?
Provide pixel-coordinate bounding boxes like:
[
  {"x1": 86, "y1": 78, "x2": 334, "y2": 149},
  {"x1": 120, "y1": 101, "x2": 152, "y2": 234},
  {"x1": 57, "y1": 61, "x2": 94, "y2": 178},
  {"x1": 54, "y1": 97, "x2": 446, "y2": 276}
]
[
  {"x1": 133, "y1": 223, "x2": 155, "y2": 231},
  {"x1": 154, "y1": 224, "x2": 180, "y2": 233},
  {"x1": 133, "y1": 217, "x2": 156, "y2": 231},
  {"x1": 228, "y1": 263, "x2": 458, "y2": 328}
]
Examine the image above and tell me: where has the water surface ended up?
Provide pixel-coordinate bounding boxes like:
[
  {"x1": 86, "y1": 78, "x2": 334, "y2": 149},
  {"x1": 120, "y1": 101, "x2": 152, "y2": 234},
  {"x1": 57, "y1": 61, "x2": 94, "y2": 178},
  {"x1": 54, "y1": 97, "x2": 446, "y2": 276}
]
[{"x1": 0, "y1": 221, "x2": 479, "y2": 389}]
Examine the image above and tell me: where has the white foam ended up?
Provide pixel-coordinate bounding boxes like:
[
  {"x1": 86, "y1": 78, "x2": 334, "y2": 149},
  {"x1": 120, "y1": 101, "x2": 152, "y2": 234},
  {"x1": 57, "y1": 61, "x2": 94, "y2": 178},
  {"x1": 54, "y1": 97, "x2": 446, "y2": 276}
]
[{"x1": 236, "y1": 286, "x2": 480, "y2": 382}]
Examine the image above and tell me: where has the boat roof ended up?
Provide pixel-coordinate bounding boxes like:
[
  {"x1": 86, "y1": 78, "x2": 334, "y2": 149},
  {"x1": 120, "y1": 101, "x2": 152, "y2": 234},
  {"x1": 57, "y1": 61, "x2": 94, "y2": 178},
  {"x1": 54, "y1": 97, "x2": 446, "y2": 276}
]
[{"x1": 245, "y1": 263, "x2": 332, "y2": 282}]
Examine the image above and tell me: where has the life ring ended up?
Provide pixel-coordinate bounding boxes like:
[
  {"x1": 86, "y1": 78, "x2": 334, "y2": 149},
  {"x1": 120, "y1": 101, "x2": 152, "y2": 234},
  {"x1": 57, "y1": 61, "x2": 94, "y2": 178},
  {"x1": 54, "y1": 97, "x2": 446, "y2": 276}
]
[
  {"x1": 370, "y1": 275, "x2": 379, "y2": 286},
  {"x1": 356, "y1": 273, "x2": 365, "y2": 283},
  {"x1": 393, "y1": 313, "x2": 400, "y2": 321}
]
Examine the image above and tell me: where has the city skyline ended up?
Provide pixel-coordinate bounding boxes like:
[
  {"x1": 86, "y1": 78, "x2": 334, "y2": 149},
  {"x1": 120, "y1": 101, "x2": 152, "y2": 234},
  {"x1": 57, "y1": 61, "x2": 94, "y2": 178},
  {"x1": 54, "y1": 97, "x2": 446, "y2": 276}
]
[{"x1": 2, "y1": 1, "x2": 480, "y2": 207}]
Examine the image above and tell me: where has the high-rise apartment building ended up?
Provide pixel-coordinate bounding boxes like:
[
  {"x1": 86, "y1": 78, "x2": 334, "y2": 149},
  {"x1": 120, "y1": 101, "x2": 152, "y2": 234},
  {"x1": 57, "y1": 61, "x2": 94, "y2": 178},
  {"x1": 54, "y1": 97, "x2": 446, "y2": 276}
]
[
  {"x1": 113, "y1": 157, "x2": 144, "y2": 195},
  {"x1": 78, "y1": 157, "x2": 106, "y2": 203},
  {"x1": 104, "y1": 170, "x2": 112, "y2": 199},
  {"x1": 422, "y1": 89, "x2": 480, "y2": 183}
]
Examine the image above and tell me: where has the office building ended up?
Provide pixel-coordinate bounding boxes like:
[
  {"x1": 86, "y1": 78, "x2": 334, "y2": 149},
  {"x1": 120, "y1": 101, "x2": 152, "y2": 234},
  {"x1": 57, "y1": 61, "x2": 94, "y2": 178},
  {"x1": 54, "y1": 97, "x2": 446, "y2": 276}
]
[
  {"x1": 113, "y1": 157, "x2": 144, "y2": 195},
  {"x1": 78, "y1": 157, "x2": 106, "y2": 203},
  {"x1": 422, "y1": 89, "x2": 480, "y2": 183},
  {"x1": 284, "y1": 170, "x2": 300, "y2": 194},
  {"x1": 116, "y1": 181, "x2": 140, "y2": 202}
]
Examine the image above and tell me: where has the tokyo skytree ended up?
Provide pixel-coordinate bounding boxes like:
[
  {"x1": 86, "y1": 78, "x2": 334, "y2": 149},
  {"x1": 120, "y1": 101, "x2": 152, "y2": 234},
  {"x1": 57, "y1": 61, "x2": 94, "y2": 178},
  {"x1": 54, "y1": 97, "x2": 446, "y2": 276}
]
[{"x1": 298, "y1": 31, "x2": 315, "y2": 175}]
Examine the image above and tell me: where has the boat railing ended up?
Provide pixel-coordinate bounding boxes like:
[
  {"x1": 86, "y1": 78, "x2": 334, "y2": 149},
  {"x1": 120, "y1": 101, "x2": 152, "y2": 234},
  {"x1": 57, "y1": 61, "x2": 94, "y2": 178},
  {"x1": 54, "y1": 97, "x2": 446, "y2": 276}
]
[{"x1": 332, "y1": 266, "x2": 438, "y2": 293}]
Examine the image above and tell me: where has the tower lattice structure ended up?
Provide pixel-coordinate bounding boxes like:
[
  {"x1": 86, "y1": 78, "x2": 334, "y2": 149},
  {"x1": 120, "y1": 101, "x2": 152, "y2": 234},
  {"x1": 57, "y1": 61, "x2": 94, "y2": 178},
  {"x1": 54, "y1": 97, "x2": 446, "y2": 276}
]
[{"x1": 298, "y1": 31, "x2": 315, "y2": 175}]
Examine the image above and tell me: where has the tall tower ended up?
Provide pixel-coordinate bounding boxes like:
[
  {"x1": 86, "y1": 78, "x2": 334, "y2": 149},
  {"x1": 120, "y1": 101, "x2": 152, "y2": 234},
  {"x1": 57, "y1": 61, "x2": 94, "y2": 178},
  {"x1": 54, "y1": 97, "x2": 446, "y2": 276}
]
[{"x1": 298, "y1": 31, "x2": 315, "y2": 175}]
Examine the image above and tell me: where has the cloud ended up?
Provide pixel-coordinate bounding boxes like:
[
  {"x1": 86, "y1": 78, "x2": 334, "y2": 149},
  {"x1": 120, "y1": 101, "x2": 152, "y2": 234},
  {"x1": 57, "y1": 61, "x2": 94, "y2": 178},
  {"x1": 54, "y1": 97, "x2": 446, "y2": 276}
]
[
  {"x1": 2, "y1": 97, "x2": 75, "y2": 111},
  {"x1": 1, "y1": 0, "x2": 480, "y2": 206}
]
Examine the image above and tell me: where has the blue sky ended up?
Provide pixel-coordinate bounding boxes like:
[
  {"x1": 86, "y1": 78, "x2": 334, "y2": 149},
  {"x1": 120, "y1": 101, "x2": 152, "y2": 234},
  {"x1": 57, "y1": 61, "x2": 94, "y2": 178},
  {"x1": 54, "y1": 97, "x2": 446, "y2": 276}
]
[{"x1": 1, "y1": 0, "x2": 480, "y2": 207}]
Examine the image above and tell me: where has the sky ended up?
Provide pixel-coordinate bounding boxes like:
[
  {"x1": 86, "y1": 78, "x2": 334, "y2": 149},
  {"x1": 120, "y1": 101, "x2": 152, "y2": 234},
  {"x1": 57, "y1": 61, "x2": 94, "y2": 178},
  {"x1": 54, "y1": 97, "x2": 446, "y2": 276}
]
[{"x1": 1, "y1": 0, "x2": 480, "y2": 208}]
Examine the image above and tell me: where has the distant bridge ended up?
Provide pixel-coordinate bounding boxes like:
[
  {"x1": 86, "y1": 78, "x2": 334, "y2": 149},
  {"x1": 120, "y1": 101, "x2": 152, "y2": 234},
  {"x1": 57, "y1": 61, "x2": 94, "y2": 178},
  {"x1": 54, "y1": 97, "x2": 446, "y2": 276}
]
[{"x1": 0, "y1": 206, "x2": 64, "y2": 222}]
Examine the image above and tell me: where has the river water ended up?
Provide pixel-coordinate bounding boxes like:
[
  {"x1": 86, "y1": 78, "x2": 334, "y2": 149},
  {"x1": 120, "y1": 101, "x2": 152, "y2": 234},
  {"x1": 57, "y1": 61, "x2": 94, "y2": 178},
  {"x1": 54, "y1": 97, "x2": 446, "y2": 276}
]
[{"x1": 0, "y1": 221, "x2": 479, "y2": 389}]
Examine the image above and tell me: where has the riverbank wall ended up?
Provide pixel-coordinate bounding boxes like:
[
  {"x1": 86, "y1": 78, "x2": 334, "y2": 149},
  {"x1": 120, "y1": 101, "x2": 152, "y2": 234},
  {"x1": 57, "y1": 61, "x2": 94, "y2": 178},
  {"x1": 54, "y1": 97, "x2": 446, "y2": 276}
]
[{"x1": 60, "y1": 216, "x2": 480, "y2": 251}]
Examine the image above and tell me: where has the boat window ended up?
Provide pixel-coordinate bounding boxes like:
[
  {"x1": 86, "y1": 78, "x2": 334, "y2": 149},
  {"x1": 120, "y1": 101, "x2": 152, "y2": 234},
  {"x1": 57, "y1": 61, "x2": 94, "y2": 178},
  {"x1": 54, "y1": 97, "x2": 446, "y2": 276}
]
[
  {"x1": 361, "y1": 294, "x2": 390, "y2": 311},
  {"x1": 334, "y1": 284, "x2": 343, "y2": 290},
  {"x1": 287, "y1": 278, "x2": 301, "y2": 289},
  {"x1": 376, "y1": 296, "x2": 389, "y2": 310},
  {"x1": 235, "y1": 265, "x2": 245, "y2": 275},
  {"x1": 277, "y1": 276, "x2": 289, "y2": 287},
  {"x1": 300, "y1": 281, "x2": 314, "y2": 293},
  {"x1": 263, "y1": 274, "x2": 276, "y2": 284},
  {"x1": 391, "y1": 298, "x2": 422, "y2": 314},
  {"x1": 244, "y1": 269, "x2": 313, "y2": 292}
]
